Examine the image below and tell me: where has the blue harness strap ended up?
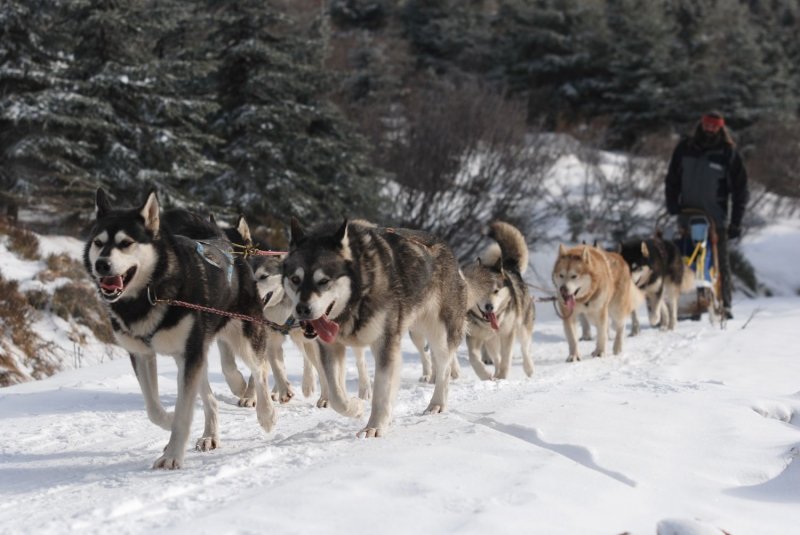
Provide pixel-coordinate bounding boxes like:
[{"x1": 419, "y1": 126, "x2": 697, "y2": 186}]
[{"x1": 195, "y1": 239, "x2": 234, "y2": 283}]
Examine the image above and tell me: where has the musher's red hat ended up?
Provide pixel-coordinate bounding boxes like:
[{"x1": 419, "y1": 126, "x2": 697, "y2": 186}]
[{"x1": 701, "y1": 113, "x2": 725, "y2": 130}]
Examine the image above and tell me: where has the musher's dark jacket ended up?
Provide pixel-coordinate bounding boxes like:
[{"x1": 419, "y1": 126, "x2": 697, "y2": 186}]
[{"x1": 664, "y1": 138, "x2": 749, "y2": 227}]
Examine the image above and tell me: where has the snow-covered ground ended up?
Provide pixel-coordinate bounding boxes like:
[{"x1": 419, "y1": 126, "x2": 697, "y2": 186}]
[{"x1": 2, "y1": 221, "x2": 800, "y2": 534}]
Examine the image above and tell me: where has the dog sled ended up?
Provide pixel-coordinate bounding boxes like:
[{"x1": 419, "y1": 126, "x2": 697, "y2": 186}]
[{"x1": 674, "y1": 209, "x2": 725, "y2": 324}]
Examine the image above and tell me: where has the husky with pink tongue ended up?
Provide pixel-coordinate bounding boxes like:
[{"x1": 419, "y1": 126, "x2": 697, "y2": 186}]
[
  {"x1": 552, "y1": 244, "x2": 642, "y2": 362},
  {"x1": 462, "y1": 221, "x2": 535, "y2": 381},
  {"x1": 283, "y1": 218, "x2": 468, "y2": 437}
]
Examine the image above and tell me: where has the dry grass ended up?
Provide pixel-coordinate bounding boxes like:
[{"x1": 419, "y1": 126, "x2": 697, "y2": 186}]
[
  {"x1": 51, "y1": 282, "x2": 115, "y2": 344},
  {"x1": 36, "y1": 253, "x2": 87, "y2": 282},
  {"x1": 0, "y1": 219, "x2": 40, "y2": 261},
  {"x1": 0, "y1": 225, "x2": 115, "y2": 386},
  {"x1": 25, "y1": 289, "x2": 50, "y2": 310},
  {"x1": 36, "y1": 252, "x2": 115, "y2": 345},
  {"x1": 0, "y1": 351, "x2": 26, "y2": 387},
  {"x1": 0, "y1": 274, "x2": 43, "y2": 386}
]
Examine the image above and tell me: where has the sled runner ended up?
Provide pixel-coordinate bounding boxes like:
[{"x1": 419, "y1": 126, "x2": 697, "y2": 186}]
[{"x1": 674, "y1": 209, "x2": 724, "y2": 324}]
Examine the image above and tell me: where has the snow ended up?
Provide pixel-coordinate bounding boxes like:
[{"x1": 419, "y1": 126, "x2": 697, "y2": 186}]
[
  {"x1": 2, "y1": 222, "x2": 800, "y2": 534},
  {"x1": 2, "y1": 142, "x2": 800, "y2": 533}
]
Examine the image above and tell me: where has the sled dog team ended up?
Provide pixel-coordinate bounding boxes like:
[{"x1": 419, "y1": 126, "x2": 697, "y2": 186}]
[{"x1": 84, "y1": 189, "x2": 693, "y2": 468}]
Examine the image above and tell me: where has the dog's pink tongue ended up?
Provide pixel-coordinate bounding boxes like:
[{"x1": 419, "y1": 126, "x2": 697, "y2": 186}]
[
  {"x1": 559, "y1": 287, "x2": 576, "y2": 314},
  {"x1": 486, "y1": 311, "x2": 499, "y2": 331},
  {"x1": 311, "y1": 315, "x2": 339, "y2": 344},
  {"x1": 100, "y1": 275, "x2": 123, "y2": 291},
  {"x1": 563, "y1": 295, "x2": 576, "y2": 314}
]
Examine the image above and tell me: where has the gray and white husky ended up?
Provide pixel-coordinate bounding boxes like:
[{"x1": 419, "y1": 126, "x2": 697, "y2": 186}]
[
  {"x1": 282, "y1": 218, "x2": 468, "y2": 437},
  {"x1": 253, "y1": 254, "x2": 373, "y2": 405},
  {"x1": 83, "y1": 189, "x2": 277, "y2": 469},
  {"x1": 219, "y1": 218, "x2": 373, "y2": 408},
  {"x1": 215, "y1": 217, "x2": 296, "y2": 406},
  {"x1": 462, "y1": 221, "x2": 535, "y2": 380}
]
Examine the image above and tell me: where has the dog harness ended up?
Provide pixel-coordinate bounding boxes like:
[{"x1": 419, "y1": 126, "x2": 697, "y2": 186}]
[{"x1": 194, "y1": 239, "x2": 234, "y2": 283}]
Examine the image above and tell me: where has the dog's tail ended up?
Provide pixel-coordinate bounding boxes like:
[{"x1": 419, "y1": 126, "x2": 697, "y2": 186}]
[{"x1": 488, "y1": 221, "x2": 529, "y2": 274}]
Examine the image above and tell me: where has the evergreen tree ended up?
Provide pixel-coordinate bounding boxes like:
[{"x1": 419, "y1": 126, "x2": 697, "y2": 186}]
[
  {"x1": 489, "y1": 0, "x2": 610, "y2": 128},
  {"x1": 208, "y1": 1, "x2": 384, "y2": 224},
  {"x1": 0, "y1": 0, "x2": 385, "y2": 229}
]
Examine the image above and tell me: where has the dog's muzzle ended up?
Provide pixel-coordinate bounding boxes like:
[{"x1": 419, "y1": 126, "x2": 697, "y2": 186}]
[
  {"x1": 298, "y1": 301, "x2": 339, "y2": 343},
  {"x1": 97, "y1": 266, "x2": 137, "y2": 301},
  {"x1": 559, "y1": 285, "x2": 578, "y2": 314}
]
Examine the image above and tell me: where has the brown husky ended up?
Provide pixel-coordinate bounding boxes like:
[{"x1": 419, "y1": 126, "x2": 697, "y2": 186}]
[{"x1": 552, "y1": 244, "x2": 642, "y2": 362}]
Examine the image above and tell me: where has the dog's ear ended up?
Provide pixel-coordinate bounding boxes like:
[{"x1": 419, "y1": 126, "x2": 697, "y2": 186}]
[
  {"x1": 95, "y1": 188, "x2": 111, "y2": 219},
  {"x1": 558, "y1": 243, "x2": 568, "y2": 257},
  {"x1": 641, "y1": 241, "x2": 650, "y2": 258},
  {"x1": 237, "y1": 215, "x2": 252, "y2": 245},
  {"x1": 290, "y1": 217, "x2": 305, "y2": 246},
  {"x1": 493, "y1": 256, "x2": 504, "y2": 273},
  {"x1": 139, "y1": 190, "x2": 160, "y2": 234},
  {"x1": 581, "y1": 245, "x2": 591, "y2": 264},
  {"x1": 333, "y1": 219, "x2": 349, "y2": 248},
  {"x1": 616, "y1": 241, "x2": 623, "y2": 254},
  {"x1": 209, "y1": 213, "x2": 218, "y2": 226}
]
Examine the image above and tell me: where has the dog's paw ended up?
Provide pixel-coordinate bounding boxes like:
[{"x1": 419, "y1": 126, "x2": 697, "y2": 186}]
[
  {"x1": 357, "y1": 427, "x2": 384, "y2": 438},
  {"x1": 153, "y1": 453, "x2": 183, "y2": 470},
  {"x1": 359, "y1": 385, "x2": 372, "y2": 401},
  {"x1": 591, "y1": 349, "x2": 606, "y2": 358},
  {"x1": 522, "y1": 362, "x2": 534, "y2": 377},
  {"x1": 566, "y1": 354, "x2": 581, "y2": 363},
  {"x1": 195, "y1": 436, "x2": 219, "y2": 452},
  {"x1": 316, "y1": 397, "x2": 329, "y2": 408},
  {"x1": 579, "y1": 335, "x2": 593, "y2": 341},
  {"x1": 418, "y1": 374, "x2": 432, "y2": 383},
  {"x1": 423, "y1": 404, "x2": 445, "y2": 415},
  {"x1": 345, "y1": 397, "x2": 365, "y2": 418},
  {"x1": 278, "y1": 387, "x2": 295, "y2": 404},
  {"x1": 302, "y1": 382, "x2": 315, "y2": 398},
  {"x1": 238, "y1": 397, "x2": 256, "y2": 408},
  {"x1": 256, "y1": 409, "x2": 276, "y2": 433},
  {"x1": 450, "y1": 364, "x2": 460, "y2": 380}
]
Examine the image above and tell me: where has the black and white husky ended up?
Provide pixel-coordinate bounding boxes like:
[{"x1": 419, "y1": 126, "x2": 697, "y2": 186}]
[
  {"x1": 83, "y1": 189, "x2": 276, "y2": 469},
  {"x1": 283, "y1": 219, "x2": 468, "y2": 437},
  {"x1": 618, "y1": 235, "x2": 694, "y2": 331}
]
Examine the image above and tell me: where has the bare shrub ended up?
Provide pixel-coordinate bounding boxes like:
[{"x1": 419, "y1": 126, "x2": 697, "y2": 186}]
[
  {"x1": 367, "y1": 81, "x2": 558, "y2": 260},
  {"x1": 554, "y1": 133, "x2": 670, "y2": 245},
  {"x1": 741, "y1": 117, "x2": 800, "y2": 217}
]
